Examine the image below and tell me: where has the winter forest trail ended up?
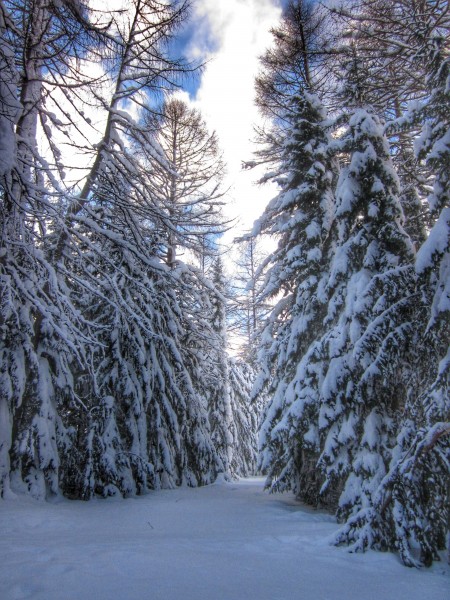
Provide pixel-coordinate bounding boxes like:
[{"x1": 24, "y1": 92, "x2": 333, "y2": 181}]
[{"x1": 1, "y1": 478, "x2": 448, "y2": 600}]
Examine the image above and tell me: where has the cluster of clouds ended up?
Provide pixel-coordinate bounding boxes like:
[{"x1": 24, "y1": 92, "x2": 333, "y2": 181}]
[{"x1": 180, "y1": 0, "x2": 282, "y2": 242}]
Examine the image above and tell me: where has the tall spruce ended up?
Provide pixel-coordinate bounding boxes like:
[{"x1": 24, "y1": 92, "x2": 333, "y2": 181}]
[
  {"x1": 207, "y1": 258, "x2": 233, "y2": 477},
  {"x1": 318, "y1": 103, "x2": 415, "y2": 519},
  {"x1": 334, "y1": 31, "x2": 450, "y2": 569},
  {"x1": 255, "y1": 90, "x2": 338, "y2": 501},
  {"x1": 253, "y1": 0, "x2": 449, "y2": 567}
]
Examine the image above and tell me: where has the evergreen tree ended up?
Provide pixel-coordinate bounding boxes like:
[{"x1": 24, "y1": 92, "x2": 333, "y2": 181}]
[
  {"x1": 334, "y1": 33, "x2": 450, "y2": 568},
  {"x1": 207, "y1": 258, "x2": 233, "y2": 477},
  {"x1": 328, "y1": 0, "x2": 447, "y2": 250},
  {"x1": 228, "y1": 358, "x2": 258, "y2": 477},
  {"x1": 252, "y1": 0, "x2": 449, "y2": 567},
  {"x1": 255, "y1": 90, "x2": 338, "y2": 502},
  {"x1": 255, "y1": 0, "x2": 331, "y2": 120},
  {"x1": 318, "y1": 104, "x2": 415, "y2": 518}
]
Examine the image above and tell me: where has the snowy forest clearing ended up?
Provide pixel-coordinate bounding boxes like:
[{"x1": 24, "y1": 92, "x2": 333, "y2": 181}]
[
  {"x1": 1, "y1": 0, "x2": 449, "y2": 576},
  {"x1": 1, "y1": 477, "x2": 448, "y2": 600}
]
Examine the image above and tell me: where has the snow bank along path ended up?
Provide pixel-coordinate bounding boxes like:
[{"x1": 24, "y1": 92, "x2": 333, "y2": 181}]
[{"x1": 1, "y1": 477, "x2": 448, "y2": 600}]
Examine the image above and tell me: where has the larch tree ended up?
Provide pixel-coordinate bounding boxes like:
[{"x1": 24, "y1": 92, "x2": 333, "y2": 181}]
[
  {"x1": 55, "y1": 0, "x2": 224, "y2": 496},
  {"x1": 0, "y1": 0, "x2": 111, "y2": 499},
  {"x1": 230, "y1": 236, "x2": 268, "y2": 366},
  {"x1": 146, "y1": 97, "x2": 226, "y2": 269},
  {"x1": 0, "y1": 0, "x2": 226, "y2": 500}
]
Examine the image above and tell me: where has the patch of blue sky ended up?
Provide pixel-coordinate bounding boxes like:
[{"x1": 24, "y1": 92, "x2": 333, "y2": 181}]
[{"x1": 168, "y1": 13, "x2": 220, "y2": 99}]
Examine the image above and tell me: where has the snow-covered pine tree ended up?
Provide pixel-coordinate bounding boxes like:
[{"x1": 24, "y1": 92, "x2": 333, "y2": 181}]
[
  {"x1": 327, "y1": 0, "x2": 435, "y2": 248},
  {"x1": 228, "y1": 358, "x2": 258, "y2": 477},
  {"x1": 206, "y1": 258, "x2": 234, "y2": 478},
  {"x1": 334, "y1": 33, "x2": 450, "y2": 568},
  {"x1": 58, "y1": 158, "x2": 220, "y2": 496},
  {"x1": 309, "y1": 45, "x2": 415, "y2": 521},
  {"x1": 393, "y1": 138, "x2": 428, "y2": 249},
  {"x1": 318, "y1": 100, "x2": 416, "y2": 519},
  {"x1": 0, "y1": 0, "x2": 104, "y2": 499},
  {"x1": 1, "y1": 0, "x2": 227, "y2": 500},
  {"x1": 252, "y1": 0, "x2": 447, "y2": 567},
  {"x1": 207, "y1": 260, "x2": 260, "y2": 479},
  {"x1": 416, "y1": 37, "x2": 450, "y2": 423},
  {"x1": 164, "y1": 261, "x2": 227, "y2": 486},
  {"x1": 93, "y1": 251, "x2": 218, "y2": 492},
  {"x1": 254, "y1": 89, "x2": 338, "y2": 503}
]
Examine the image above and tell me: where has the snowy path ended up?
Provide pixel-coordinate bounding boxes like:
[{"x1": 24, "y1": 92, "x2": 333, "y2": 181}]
[{"x1": 1, "y1": 477, "x2": 448, "y2": 600}]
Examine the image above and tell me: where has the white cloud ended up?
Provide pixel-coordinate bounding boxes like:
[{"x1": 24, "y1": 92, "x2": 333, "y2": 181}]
[{"x1": 184, "y1": 0, "x2": 281, "y2": 242}]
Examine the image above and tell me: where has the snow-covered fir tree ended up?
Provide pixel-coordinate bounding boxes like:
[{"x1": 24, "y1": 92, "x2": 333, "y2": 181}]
[
  {"x1": 334, "y1": 32, "x2": 450, "y2": 568},
  {"x1": 318, "y1": 103, "x2": 415, "y2": 519},
  {"x1": 253, "y1": 0, "x2": 449, "y2": 567},
  {"x1": 254, "y1": 90, "x2": 338, "y2": 504},
  {"x1": 228, "y1": 358, "x2": 259, "y2": 477},
  {"x1": 206, "y1": 258, "x2": 234, "y2": 477}
]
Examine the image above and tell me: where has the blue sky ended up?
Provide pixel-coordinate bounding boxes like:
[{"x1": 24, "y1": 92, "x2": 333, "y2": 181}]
[
  {"x1": 175, "y1": 0, "x2": 287, "y2": 99},
  {"x1": 169, "y1": 0, "x2": 283, "y2": 244}
]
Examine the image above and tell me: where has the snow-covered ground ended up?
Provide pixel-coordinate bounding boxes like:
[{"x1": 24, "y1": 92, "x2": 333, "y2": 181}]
[{"x1": 1, "y1": 477, "x2": 448, "y2": 600}]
